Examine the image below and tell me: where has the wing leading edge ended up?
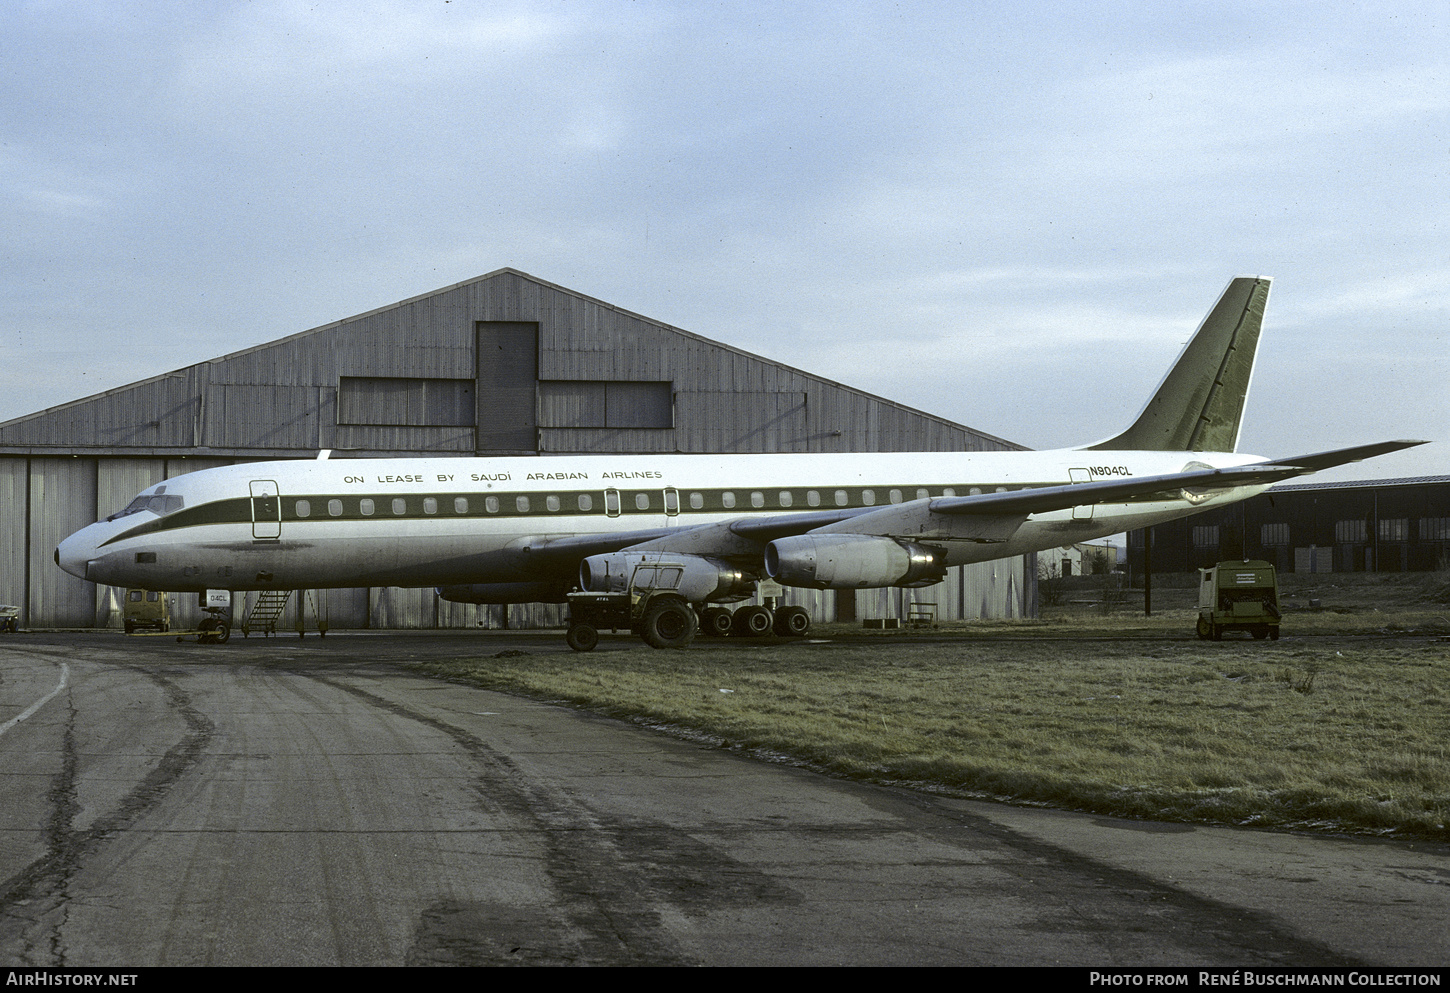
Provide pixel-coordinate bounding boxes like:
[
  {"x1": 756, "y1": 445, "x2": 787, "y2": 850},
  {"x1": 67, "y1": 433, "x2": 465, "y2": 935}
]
[{"x1": 518, "y1": 439, "x2": 1428, "y2": 560}]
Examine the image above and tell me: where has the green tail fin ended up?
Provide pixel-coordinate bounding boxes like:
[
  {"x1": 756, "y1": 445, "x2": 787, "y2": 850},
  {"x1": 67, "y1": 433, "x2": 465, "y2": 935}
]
[{"x1": 1087, "y1": 276, "x2": 1270, "y2": 453}]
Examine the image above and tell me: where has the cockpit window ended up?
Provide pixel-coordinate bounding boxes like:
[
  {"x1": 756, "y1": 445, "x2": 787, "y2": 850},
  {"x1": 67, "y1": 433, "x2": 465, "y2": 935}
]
[{"x1": 114, "y1": 493, "x2": 185, "y2": 519}]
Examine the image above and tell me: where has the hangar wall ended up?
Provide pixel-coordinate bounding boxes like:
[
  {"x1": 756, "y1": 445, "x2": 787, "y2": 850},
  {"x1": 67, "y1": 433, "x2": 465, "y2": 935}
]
[
  {"x1": 1127, "y1": 475, "x2": 1450, "y2": 575},
  {"x1": 0, "y1": 269, "x2": 1036, "y2": 630}
]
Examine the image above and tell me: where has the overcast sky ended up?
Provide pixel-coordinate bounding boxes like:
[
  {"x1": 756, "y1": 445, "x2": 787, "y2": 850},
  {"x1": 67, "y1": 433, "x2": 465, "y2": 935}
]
[{"x1": 3, "y1": 1, "x2": 1445, "y2": 482}]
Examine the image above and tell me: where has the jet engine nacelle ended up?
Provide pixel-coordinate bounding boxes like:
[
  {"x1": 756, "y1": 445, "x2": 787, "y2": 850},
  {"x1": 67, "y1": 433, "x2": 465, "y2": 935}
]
[
  {"x1": 764, "y1": 534, "x2": 948, "y2": 589},
  {"x1": 579, "y1": 551, "x2": 754, "y2": 603}
]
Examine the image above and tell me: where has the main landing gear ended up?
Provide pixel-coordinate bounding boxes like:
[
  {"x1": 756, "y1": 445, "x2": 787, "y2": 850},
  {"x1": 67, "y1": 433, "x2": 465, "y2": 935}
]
[{"x1": 564, "y1": 597, "x2": 812, "y2": 652}]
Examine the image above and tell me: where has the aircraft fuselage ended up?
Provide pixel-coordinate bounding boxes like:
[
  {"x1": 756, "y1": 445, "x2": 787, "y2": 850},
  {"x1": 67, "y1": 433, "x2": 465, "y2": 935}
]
[{"x1": 57, "y1": 448, "x2": 1267, "y2": 595}]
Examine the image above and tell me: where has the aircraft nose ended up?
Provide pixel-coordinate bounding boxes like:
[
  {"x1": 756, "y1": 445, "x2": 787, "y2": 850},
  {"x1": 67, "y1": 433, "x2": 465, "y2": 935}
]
[{"x1": 56, "y1": 528, "x2": 99, "y2": 581}]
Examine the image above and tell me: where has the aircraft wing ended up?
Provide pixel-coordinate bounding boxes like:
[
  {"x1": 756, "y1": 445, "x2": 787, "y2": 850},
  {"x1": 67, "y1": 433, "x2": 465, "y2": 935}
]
[
  {"x1": 508, "y1": 440, "x2": 1428, "y2": 561},
  {"x1": 815, "y1": 440, "x2": 1428, "y2": 540}
]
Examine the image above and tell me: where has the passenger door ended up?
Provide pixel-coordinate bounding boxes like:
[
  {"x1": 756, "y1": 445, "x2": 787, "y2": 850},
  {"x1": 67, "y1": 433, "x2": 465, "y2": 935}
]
[{"x1": 250, "y1": 480, "x2": 281, "y2": 539}]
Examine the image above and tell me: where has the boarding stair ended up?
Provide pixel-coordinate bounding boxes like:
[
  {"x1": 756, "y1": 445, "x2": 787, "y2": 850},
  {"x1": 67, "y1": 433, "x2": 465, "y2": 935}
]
[{"x1": 241, "y1": 590, "x2": 291, "y2": 637}]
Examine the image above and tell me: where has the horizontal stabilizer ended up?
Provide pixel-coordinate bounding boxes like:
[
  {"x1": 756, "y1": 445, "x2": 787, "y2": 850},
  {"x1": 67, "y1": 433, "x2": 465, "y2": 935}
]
[{"x1": 1261, "y1": 440, "x2": 1429, "y2": 472}]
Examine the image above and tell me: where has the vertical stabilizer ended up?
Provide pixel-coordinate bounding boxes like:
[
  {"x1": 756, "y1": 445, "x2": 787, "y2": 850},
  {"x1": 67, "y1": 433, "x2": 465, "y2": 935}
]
[{"x1": 1086, "y1": 276, "x2": 1270, "y2": 452}]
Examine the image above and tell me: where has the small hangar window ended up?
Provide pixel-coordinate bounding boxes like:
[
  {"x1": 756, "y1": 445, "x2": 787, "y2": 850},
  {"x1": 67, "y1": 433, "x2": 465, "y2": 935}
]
[
  {"x1": 538, "y1": 381, "x2": 673, "y2": 429},
  {"x1": 338, "y1": 377, "x2": 475, "y2": 427},
  {"x1": 1335, "y1": 520, "x2": 1367, "y2": 543},
  {"x1": 1261, "y1": 523, "x2": 1290, "y2": 546},
  {"x1": 1377, "y1": 519, "x2": 1408, "y2": 542}
]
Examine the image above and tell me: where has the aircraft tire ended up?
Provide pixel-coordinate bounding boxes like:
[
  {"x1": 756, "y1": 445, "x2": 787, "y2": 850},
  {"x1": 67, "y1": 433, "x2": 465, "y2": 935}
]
[
  {"x1": 641, "y1": 600, "x2": 697, "y2": 649},
  {"x1": 773, "y1": 605, "x2": 811, "y2": 637},
  {"x1": 700, "y1": 608, "x2": 733, "y2": 637},
  {"x1": 566, "y1": 623, "x2": 600, "y2": 652},
  {"x1": 732, "y1": 605, "x2": 773, "y2": 638},
  {"x1": 214, "y1": 622, "x2": 230, "y2": 644}
]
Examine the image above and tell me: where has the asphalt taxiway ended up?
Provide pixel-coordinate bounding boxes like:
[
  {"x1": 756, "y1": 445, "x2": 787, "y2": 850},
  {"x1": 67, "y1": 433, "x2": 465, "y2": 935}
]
[{"x1": 1, "y1": 632, "x2": 1445, "y2": 966}]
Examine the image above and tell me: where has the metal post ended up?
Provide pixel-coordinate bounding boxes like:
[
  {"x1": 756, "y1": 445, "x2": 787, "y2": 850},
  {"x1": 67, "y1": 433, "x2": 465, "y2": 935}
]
[{"x1": 1143, "y1": 527, "x2": 1153, "y2": 617}]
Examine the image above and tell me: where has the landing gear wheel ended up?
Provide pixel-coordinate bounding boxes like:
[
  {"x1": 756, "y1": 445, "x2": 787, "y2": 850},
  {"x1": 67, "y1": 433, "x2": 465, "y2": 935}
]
[
  {"x1": 566, "y1": 623, "x2": 600, "y2": 652},
  {"x1": 773, "y1": 605, "x2": 811, "y2": 637},
  {"x1": 641, "y1": 600, "x2": 697, "y2": 649},
  {"x1": 213, "y1": 622, "x2": 230, "y2": 644},
  {"x1": 732, "y1": 605, "x2": 773, "y2": 637},
  {"x1": 700, "y1": 607, "x2": 734, "y2": 638}
]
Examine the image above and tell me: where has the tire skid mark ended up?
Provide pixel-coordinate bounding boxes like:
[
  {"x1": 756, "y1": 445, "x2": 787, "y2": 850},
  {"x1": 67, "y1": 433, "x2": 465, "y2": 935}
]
[
  {"x1": 0, "y1": 650, "x2": 214, "y2": 966},
  {"x1": 306, "y1": 672, "x2": 695, "y2": 966},
  {"x1": 896, "y1": 792, "x2": 1369, "y2": 967}
]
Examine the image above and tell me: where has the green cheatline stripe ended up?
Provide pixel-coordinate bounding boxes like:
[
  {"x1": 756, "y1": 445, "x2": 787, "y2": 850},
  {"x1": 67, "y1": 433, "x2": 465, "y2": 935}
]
[{"x1": 102, "y1": 480, "x2": 1176, "y2": 547}]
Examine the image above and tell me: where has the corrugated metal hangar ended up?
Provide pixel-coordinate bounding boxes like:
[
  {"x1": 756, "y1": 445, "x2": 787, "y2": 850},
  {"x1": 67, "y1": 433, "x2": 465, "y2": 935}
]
[
  {"x1": 1127, "y1": 475, "x2": 1450, "y2": 574},
  {"x1": 1, "y1": 268, "x2": 1036, "y2": 631}
]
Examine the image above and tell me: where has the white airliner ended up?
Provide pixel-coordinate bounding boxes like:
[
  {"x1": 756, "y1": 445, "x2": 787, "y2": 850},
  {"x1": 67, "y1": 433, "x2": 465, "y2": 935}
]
[{"x1": 56, "y1": 277, "x2": 1422, "y2": 648}]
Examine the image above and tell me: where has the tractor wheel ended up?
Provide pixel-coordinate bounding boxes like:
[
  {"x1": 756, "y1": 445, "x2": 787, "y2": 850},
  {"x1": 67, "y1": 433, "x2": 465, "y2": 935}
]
[
  {"x1": 641, "y1": 600, "x2": 697, "y2": 649},
  {"x1": 566, "y1": 623, "x2": 600, "y2": 652}
]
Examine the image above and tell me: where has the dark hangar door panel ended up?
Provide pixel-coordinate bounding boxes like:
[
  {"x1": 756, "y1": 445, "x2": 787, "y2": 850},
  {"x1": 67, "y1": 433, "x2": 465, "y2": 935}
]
[{"x1": 476, "y1": 321, "x2": 539, "y2": 454}]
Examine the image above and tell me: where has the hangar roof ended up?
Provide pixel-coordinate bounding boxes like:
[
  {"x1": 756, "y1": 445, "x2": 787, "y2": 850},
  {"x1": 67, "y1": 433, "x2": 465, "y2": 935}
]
[{"x1": 0, "y1": 268, "x2": 1021, "y2": 459}]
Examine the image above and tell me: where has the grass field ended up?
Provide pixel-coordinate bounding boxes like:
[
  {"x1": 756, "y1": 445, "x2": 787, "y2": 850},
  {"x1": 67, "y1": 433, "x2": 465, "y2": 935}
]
[{"x1": 420, "y1": 578, "x2": 1450, "y2": 839}]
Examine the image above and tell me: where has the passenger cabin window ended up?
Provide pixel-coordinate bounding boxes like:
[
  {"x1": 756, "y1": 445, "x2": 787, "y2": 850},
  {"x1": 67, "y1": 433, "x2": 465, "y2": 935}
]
[
  {"x1": 359, "y1": 499, "x2": 375, "y2": 516},
  {"x1": 778, "y1": 491, "x2": 793, "y2": 507},
  {"x1": 689, "y1": 492, "x2": 703, "y2": 510},
  {"x1": 862, "y1": 489, "x2": 875, "y2": 505},
  {"x1": 635, "y1": 492, "x2": 650, "y2": 510},
  {"x1": 577, "y1": 494, "x2": 593, "y2": 512},
  {"x1": 889, "y1": 489, "x2": 902, "y2": 504},
  {"x1": 515, "y1": 495, "x2": 530, "y2": 513},
  {"x1": 750, "y1": 491, "x2": 764, "y2": 508},
  {"x1": 295, "y1": 500, "x2": 311, "y2": 518},
  {"x1": 546, "y1": 495, "x2": 561, "y2": 512},
  {"x1": 392, "y1": 498, "x2": 407, "y2": 516},
  {"x1": 328, "y1": 499, "x2": 343, "y2": 517},
  {"x1": 806, "y1": 490, "x2": 820, "y2": 507},
  {"x1": 485, "y1": 496, "x2": 499, "y2": 514},
  {"x1": 423, "y1": 497, "x2": 437, "y2": 515},
  {"x1": 834, "y1": 489, "x2": 848, "y2": 506},
  {"x1": 454, "y1": 497, "x2": 469, "y2": 514},
  {"x1": 916, "y1": 488, "x2": 929, "y2": 500},
  {"x1": 721, "y1": 492, "x2": 736, "y2": 509}
]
